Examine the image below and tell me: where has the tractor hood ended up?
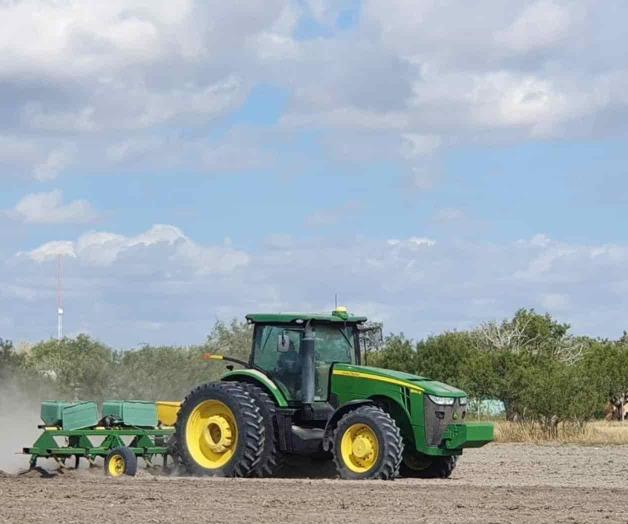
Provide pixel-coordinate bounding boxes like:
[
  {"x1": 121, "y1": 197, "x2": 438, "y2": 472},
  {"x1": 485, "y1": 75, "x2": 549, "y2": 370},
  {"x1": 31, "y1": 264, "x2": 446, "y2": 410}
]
[{"x1": 333, "y1": 364, "x2": 467, "y2": 398}]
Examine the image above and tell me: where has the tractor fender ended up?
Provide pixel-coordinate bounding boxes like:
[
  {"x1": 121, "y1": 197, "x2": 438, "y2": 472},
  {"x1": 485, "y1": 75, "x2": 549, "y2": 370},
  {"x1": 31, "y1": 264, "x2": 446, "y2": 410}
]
[
  {"x1": 322, "y1": 399, "x2": 375, "y2": 452},
  {"x1": 221, "y1": 369, "x2": 289, "y2": 407}
]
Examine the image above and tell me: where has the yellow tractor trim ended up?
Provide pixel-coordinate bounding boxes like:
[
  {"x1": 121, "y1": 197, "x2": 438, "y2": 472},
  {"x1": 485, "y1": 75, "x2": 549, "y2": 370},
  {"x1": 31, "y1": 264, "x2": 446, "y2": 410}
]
[
  {"x1": 332, "y1": 369, "x2": 424, "y2": 393},
  {"x1": 185, "y1": 399, "x2": 238, "y2": 469},
  {"x1": 340, "y1": 423, "x2": 379, "y2": 473}
]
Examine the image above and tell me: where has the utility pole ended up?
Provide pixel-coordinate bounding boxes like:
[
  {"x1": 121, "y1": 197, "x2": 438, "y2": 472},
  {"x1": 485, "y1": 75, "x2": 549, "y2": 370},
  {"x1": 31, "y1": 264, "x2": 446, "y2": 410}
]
[{"x1": 57, "y1": 254, "x2": 64, "y2": 341}]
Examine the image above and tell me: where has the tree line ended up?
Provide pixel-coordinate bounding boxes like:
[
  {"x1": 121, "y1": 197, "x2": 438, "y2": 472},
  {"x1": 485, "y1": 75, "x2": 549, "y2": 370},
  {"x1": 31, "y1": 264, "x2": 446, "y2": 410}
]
[
  {"x1": 0, "y1": 320, "x2": 252, "y2": 404},
  {"x1": 1, "y1": 309, "x2": 627, "y2": 434},
  {"x1": 369, "y1": 309, "x2": 628, "y2": 431}
]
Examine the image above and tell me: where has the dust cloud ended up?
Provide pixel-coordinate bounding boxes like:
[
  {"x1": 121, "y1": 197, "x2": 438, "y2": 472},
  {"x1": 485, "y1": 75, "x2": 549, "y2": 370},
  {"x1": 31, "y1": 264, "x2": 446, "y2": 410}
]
[{"x1": 0, "y1": 381, "x2": 43, "y2": 473}]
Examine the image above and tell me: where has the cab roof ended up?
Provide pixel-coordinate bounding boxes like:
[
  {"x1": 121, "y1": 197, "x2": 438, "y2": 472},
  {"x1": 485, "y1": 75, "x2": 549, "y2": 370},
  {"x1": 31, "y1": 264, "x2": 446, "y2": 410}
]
[{"x1": 246, "y1": 310, "x2": 367, "y2": 325}]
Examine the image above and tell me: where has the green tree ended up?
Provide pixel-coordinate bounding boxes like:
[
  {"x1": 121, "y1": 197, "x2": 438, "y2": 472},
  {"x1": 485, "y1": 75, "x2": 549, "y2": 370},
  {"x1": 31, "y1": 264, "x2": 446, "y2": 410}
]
[
  {"x1": 204, "y1": 319, "x2": 252, "y2": 362},
  {"x1": 582, "y1": 339, "x2": 628, "y2": 419},
  {"x1": 27, "y1": 335, "x2": 114, "y2": 402},
  {"x1": 111, "y1": 319, "x2": 254, "y2": 400},
  {"x1": 519, "y1": 357, "x2": 603, "y2": 433},
  {"x1": 369, "y1": 333, "x2": 416, "y2": 373},
  {"x1": 0, "y1": 338, "x2": 21, "y2": 376},
  {"x1": 415, "y1": 331, "x2": 474, "y2": 387},
  {"x1": 471, "y1": 309, "x2": 583, "y2": 420},
  {"x1": 112, "y1": 344, "x2": 214, "y2": 400}
]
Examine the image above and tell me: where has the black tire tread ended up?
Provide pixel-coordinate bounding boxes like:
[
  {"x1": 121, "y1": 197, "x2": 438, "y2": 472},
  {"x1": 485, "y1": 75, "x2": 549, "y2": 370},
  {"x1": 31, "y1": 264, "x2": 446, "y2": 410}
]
[
  {"x1": 174, "y1": 381, "x2": 264, "y2": 477},
  {"x1": 401, "y1": 452, "x2": 458, "y2": 479},
  {"x1": 238, "y1": 382, "x2": 284, "y2": 477},
  {"x1": 105, "y1": 446, "x2": 138, "y2": 477},
  {"x1": 425, "y1": 455, "x2": 457, "y2": 478},
  {"x1": 332, "y1": 404, "x2": 403, "y2": 480}
]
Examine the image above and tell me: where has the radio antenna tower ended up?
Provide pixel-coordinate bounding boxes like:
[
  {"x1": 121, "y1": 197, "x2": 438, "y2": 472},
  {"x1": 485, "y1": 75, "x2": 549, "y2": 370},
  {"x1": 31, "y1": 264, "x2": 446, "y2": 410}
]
[{"x1": 57, "y1": 254, "x2": 64, "y2": 340}]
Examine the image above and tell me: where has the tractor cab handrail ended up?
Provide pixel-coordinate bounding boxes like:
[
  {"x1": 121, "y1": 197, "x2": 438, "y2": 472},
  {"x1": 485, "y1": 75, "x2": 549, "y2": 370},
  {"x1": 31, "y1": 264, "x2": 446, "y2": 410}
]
[{"x1": 201, "y1": 353, "x2": 269, "y2": 375}]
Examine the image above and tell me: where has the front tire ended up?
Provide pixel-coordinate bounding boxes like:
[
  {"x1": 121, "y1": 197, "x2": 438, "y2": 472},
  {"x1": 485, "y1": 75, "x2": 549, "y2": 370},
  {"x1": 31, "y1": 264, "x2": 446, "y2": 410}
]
[
  {"x1": 400, "y1": 450, "x2": 457, "y2": 478},
  {"x1": 332, "y1": 405, "x2": 403, "y2": 480},
  {"x1": 175, "y1": 382, "x2": 264, "y2": 477}
]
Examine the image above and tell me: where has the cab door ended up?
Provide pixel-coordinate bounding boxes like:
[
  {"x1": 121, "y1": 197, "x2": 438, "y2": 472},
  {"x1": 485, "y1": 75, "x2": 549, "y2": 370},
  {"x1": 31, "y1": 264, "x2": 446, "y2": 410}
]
[{"x1": 252, "y1": 324, "x2": 303, "y2": 401}]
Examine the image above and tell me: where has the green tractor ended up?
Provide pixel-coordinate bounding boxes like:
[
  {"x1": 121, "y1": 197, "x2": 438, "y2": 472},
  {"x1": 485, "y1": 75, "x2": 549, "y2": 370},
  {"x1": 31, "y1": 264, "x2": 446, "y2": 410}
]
[{"x1": 174, "y1": 308, "x2": 493, "y2": 480}]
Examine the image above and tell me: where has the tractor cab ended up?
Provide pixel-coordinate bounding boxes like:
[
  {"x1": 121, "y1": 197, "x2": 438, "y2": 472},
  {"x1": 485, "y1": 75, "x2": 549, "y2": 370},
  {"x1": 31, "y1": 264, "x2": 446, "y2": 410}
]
[{"x1": 246, "y1": 308, "x2": 368, "y2": 405}]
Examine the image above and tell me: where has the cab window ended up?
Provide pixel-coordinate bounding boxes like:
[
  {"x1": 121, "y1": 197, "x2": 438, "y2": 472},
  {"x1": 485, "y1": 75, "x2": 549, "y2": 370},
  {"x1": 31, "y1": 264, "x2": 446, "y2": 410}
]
[
  {"x1": 253, "y1": 325, "x2": 302, "y2": 400},
  {"x1": 252, "y1": 323, "x2": 357, "y2": 402},
  {"x1": 313, "y1": 325, "x2": 356, "y2": 400}
]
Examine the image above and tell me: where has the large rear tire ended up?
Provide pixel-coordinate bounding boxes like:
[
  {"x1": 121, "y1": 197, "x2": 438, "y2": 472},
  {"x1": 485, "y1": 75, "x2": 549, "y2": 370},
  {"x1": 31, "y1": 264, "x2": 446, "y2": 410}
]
[
  {"x1": 332, "y1": 405, "x2": 403, "y2": 480},
  {"x1": 237, "y1": 382, "x2": 284, "y2": 477},
  {"x1": 175, "y1": 382, "x2": 264, "y2": 477}
]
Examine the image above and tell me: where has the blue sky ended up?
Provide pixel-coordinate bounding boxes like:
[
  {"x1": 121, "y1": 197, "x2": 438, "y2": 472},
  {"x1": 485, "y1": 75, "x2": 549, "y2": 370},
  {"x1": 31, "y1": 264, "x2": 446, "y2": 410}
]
[{"x1": 1, "y1": 1, "x2": 628, "y2": 346}]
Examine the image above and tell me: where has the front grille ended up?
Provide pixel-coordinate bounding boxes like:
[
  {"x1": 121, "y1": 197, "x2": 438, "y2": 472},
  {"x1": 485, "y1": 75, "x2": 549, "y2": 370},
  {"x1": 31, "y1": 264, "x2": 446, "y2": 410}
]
[{"x1": 424, "y1": 397, "x2": 465, "y2": 446}]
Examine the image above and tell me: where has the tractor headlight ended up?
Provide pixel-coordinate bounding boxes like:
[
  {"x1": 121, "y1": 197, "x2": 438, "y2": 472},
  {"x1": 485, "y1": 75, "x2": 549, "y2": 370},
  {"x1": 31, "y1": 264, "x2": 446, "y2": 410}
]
[
  {"x1": 428, "y1": 395, "x2": 455, "y2": 406},
  {"x1": 459, "y1": 397, "x2": 468, "y2": 406}
]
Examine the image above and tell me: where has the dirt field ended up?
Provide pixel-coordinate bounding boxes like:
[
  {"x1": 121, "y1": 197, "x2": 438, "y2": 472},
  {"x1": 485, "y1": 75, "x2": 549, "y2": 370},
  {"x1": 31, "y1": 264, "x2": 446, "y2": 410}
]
[{"x1": 1, "y1": 444, "x2": 627, "y2": 523}]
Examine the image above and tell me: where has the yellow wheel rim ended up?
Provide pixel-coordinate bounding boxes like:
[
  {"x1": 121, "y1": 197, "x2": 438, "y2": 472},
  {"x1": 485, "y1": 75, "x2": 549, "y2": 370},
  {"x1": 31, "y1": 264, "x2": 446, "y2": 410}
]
[
  {"x1": 185, "y1": 399, "x2": 238, "y2": 469},
  {"x1": 340, "y1": 423, "x2": 379, "y2": 473},
  {"x1": 107, "y1": 454, "x2": 126, "y2": 477}
]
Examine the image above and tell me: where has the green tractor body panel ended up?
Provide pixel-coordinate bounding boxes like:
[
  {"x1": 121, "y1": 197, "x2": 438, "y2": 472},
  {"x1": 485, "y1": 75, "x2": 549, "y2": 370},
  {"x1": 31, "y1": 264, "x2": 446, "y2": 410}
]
[
  {"x1": 331, "y1": 364, "x2": 467, "y2": 396},
  {"x1": 329, "y1": 363, "x2": 482, "y2": 456},
  {"x1": 442, "y1": 423, "x2": 494, "y2": 449},
  {"x1": 222, "y1": 368, "x2": 289, "y2": 407}
]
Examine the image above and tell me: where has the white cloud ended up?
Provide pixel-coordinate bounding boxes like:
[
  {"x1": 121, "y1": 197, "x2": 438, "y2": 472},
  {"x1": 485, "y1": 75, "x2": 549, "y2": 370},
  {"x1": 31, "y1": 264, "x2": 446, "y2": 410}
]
[
  {"x1": 4, "y1": 228, "x2": 628, "y2": 344},
  {"x1": 0, "y1": 136, "x2": 76, "y2": 181},
  {"x1": 106, "y1": 137, "x2": 164, "y2": 164},
  {"x1": 10, "y1": 190, "x2": 96, "y2": 224},
  {"x1": 408, "y1": 237, "x2": 436, "y2": 248},
  {"x1": 541, "y1": 293, "x2": 570, "y2": 311},
  {"x1": 0, "y1": 135, "x2": 37, "y2": 159},
  {"x1": 22, "y1": 104, "x2": 98, "y2": 133},
  {"x1": 0, "y1": 1, "x2": 625, "y2": 183},
  {"x1": 387, "y1": 237, "x2": 436, "y2": 248},
  {"x1": 0, "y1": 1, "x2": 294, "y2": 180},
  {"x1": 276, "y1": 0, "x2": 628, "y2": 165},
  {"x1": 495, "y1": 1, "x2": 573, "y2": 54},
  {"x1": 22, "y1": 224, "x2": 249, "y2": 274},
  {"x1": 401, "y1": 134, "x2": 441, "y2": 158},
  {"x1": 0, "y1": 1, "x2": 627, "y2": 345},
  {"x1": 468, "y1": 72, "x2": 592, "y2": 136},
  {"x1": 33, "y1": 148, "x2": 75, "y2": 181},
  {"x1": 27, "y1": 240, "x2": 76, "y2": 262}
]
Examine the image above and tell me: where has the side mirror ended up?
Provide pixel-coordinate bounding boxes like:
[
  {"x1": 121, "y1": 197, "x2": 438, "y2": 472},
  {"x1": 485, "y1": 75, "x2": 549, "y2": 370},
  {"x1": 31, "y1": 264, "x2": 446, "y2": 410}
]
[{"x1": 277, "y1": 332, "x2": 291, "y2": 352}]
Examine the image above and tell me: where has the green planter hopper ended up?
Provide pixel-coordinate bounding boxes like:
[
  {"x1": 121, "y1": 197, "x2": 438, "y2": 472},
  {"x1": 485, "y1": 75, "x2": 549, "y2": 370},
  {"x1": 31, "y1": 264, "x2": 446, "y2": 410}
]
[
  {"x1": 102, "y1": 401, "x2": 158, "y2": 428},
  {"x1": 40, "y1": 401, "x2": 99, "y2": 431}
]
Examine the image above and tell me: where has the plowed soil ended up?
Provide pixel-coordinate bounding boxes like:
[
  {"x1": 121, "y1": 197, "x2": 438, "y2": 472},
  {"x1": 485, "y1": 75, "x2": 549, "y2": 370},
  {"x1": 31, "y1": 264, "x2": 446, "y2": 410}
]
[{"x1": 1, "y1": 444, "x2": 627, "y2": 523}]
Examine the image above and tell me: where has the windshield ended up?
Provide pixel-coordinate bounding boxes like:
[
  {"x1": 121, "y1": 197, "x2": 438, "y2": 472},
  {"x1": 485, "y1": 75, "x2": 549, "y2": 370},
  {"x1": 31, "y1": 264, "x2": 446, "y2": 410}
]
[
  {"x1": 313, "y1": 324, "x2": 356, "y2": 364},
  {"x1": 252, "y1": 323, "x2": 357, "y2": 402}
]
